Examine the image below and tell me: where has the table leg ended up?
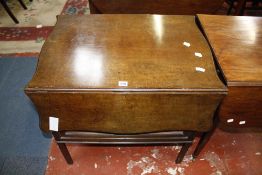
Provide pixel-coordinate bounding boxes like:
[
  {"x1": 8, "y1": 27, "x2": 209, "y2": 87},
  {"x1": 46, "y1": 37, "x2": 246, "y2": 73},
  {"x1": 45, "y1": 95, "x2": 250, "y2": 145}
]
[
  {"x1": 17, "y1": 0, "x2": 27, "y2": 10},
  {"x1": 175, "y1": 143, "x2": 192, "y2": 163},
  {"x1": 193, "y1": 107, "x2": 219, "y2": 158},
  {"x1": 193, "y1": 132, "x2": 211, "y2": 158},
  {"x1": 52, "y1": 132, "x2": 73, "y2": 164},
  {"x1": 0, "y1": 1, "x2": 19, "y2": 24},
  {"x1": 175, "y1": 132, "x2": 195, "y2": 163}
]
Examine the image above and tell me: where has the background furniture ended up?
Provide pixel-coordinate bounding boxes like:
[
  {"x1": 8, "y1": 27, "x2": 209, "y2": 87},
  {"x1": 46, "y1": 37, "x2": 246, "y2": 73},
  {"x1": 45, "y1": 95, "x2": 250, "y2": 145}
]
[
  {"x1": 193, "y1": 15, "x2": 262, "y2": 157},
  {"x1": 189, "y1": 14, "x2": 262, "y2": 158},
  {"x1": 227, "y1": 0, "x2": 262, "y2": 15},
  {"x1": 88, "y1": 0, "x2": 224, "y2": 15},
  {"x1": 197, "y1": 15, "x2": 262, "y2": 129},
  {"x1": 0, "y1": 0, "x2": 32, "y2": 24},
  {"x1": 25, "y1": 15, "x2": 226, "y2": 164}
]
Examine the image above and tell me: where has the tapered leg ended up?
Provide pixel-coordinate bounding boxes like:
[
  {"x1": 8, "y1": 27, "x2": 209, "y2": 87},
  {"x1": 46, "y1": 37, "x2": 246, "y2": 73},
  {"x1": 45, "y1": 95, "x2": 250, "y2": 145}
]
[
  {"x1": 193, "y1": 132, "x2": 211, "y2": 158},
  {"x1": 52, "y1": 132, "x2": 73, "y2": 164},
  {"x1": 0, "y1": 1, "x2": 19, "y2": 24},
  {"x1": 175, "y1": 143, "x2": 192, "y2": 163},
  {"x1": 193, "y1": 106, "x2": 220, "y2": 158},
  {"x1": 56, "y1": 142, "x2": 73, "y2": 164},
  {"x1": 17, "y1": 0, "x2": 27, "y2": 9}
]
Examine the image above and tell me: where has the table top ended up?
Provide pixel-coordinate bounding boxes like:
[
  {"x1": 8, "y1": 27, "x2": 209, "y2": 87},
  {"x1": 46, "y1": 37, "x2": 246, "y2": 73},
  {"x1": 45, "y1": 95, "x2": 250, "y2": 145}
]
[
  {"x1": 27, "y1": 15, "x2": 225, "y2": 92},
  {"x1": 197, "y1": 15, "x2": 262, "y2": 86}
]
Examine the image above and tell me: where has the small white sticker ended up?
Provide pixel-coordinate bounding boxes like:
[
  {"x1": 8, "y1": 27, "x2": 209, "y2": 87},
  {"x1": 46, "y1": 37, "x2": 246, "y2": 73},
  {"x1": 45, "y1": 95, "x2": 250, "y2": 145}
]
[
  {"x1": 195, "y1": 67, "x2": 205, "y2": 72},
  {"x1": 195, "y1": 52, "x2": 203, "y2": 58},
  {"x1": 227, "y1": 119, "x2": 234, "y2": 123},
  {"x1": 183, "y1": 42, "x2": 191, "y2": 47},
  {"x1": 36, "y1": 24, "x2": 42, "y2": 28},
  {"x1": 49, "y1": 117, "x2": 59, "y2": 131},
  {"x1": 239, "y1": 121, "x2": 246, "y2": 125},
  {"x1": 118, "y1": 81, "x2": 128, "y2": 87}
]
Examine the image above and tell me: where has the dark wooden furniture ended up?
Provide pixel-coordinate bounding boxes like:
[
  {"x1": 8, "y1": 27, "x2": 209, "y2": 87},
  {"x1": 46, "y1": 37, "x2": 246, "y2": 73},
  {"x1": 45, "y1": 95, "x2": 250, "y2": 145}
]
[
  {"x1": 0, "y1": 0, "x2": 29, "y2": 24},
  {"x1": 25, "y1": 15, "x2": 226, "y2": 164},
  {"x1": 227, "y1": 0, "x2": 247, "y2": 15},
  {"x1": 193, "y1": 14, "x2": 262, "y2": 157},
  {"x1": 227, "y1": 0, "x2": 262, "y2": 15},
  {"x1": 89, "y1": 0, "x2": 224, "y2": 15},
  {"x1": 197, "y1": 14, "x2": 262, "y2": 130}
]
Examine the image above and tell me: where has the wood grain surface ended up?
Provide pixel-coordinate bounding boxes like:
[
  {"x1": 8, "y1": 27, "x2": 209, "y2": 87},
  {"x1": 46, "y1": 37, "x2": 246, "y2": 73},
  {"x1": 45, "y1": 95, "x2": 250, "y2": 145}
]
[
  {"x1": 26, "y1": 15, "x2": 225, "y2": 91},
  {"x1": 197, "y1": 15, "x2": 262, "y2": 86},
  {"x1": 28, "y1": 92, "x2": 224, "y2": 133},
  {"x1": 25, "y1": 15, "x2": 226, "y2": 133},
  {"x1": 218, "y1": 86, "x2": 262, "y2": 128},
  {"x1": 198, "y1": 15, "x2": 262, "y2": 128}
]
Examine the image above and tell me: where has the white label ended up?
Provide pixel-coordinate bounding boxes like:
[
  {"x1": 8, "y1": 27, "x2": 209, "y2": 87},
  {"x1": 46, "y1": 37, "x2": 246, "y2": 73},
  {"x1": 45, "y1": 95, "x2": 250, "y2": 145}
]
[
  {"x1": 36, "y1": 24, "x2": 43, "y2": 28},
  {"x1": 227, "y1": 119, "x2": 234, "y2": 123},
  {"x1": 195, "y1": 67, "x2": 205, "y2": 72},
  {"x1": 239, "y1": 121, "x2": 246, "y2": 125},
  {"x1": 118, "y1": 81, "x2": 128, "y2": 87},
  {"x1": 195, "y1": 52, "x2": 203, "y2": 58},
  {"x1": 49, "y1": 117, "x2": 59, "y2": 131},
  {"x1": 183, "y1": 42, "x2": 191, "y2": 47}
]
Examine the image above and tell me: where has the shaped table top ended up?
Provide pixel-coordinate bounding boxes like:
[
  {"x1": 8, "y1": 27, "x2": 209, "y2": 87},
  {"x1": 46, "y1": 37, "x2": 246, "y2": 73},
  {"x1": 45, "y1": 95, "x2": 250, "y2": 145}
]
[{"x1": 26, "y1": 15, "x2": 225, "y2": 92}]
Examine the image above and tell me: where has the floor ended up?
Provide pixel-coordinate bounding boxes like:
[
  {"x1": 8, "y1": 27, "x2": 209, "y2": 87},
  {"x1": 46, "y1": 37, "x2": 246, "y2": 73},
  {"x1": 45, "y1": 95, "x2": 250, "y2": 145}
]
[
  {"x1": 0, "y1": 58, "x2": 51, "y2": 175},
  {"x1": 0, "y1": 0, "x2": 89, "y2": 55},
  {"x1": 46, "y1": 128, "x2": 262, "y2": 175}
]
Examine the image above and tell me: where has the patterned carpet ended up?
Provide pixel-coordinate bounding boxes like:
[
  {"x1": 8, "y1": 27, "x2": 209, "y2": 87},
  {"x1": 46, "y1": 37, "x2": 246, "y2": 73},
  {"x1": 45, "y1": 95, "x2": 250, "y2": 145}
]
[{"x1": 0, "y1": 0, "x2": 89, "y2": 56}]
